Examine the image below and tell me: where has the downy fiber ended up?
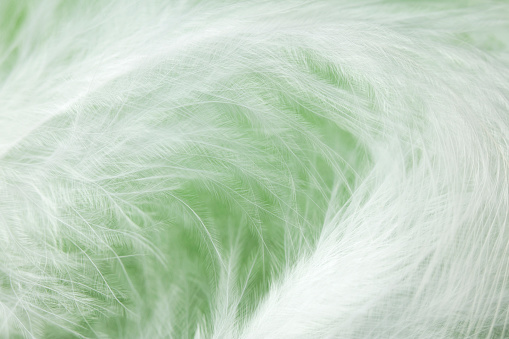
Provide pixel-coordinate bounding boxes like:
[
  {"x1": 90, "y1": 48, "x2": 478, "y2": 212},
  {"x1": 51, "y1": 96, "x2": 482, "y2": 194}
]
[{"x1": 1, "y1": 1, "x2": 509, "y2": 338}]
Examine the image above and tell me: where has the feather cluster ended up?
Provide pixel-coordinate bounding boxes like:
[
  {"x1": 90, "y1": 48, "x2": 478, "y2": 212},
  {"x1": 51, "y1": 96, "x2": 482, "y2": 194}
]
[{"x1": 1, "y1": 1, "x2": 509, "y2": 338}]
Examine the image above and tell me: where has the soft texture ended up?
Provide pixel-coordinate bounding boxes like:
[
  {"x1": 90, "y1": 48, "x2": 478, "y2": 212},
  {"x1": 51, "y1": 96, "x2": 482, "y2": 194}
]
[{"x1": 1, "y1": 1, "x2": 509, "y2": 338}]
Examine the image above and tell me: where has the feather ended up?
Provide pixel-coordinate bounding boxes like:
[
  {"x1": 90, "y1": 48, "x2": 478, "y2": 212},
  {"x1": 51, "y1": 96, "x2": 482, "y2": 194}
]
[{"x1": 1, "y1": 0, "x2": 509, "y2": 338}]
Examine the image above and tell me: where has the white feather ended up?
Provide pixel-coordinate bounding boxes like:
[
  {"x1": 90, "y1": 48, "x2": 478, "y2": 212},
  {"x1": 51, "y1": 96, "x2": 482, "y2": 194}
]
[{"x1": 1, "y1": 1, "x2": 508, "y2": 338}]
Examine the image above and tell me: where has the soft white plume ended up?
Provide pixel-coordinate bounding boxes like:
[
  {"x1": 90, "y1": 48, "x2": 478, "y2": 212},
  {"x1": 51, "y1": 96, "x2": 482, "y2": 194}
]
[{"x1": 1, "y1": 1, "x2": 508, "y2": 338}]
